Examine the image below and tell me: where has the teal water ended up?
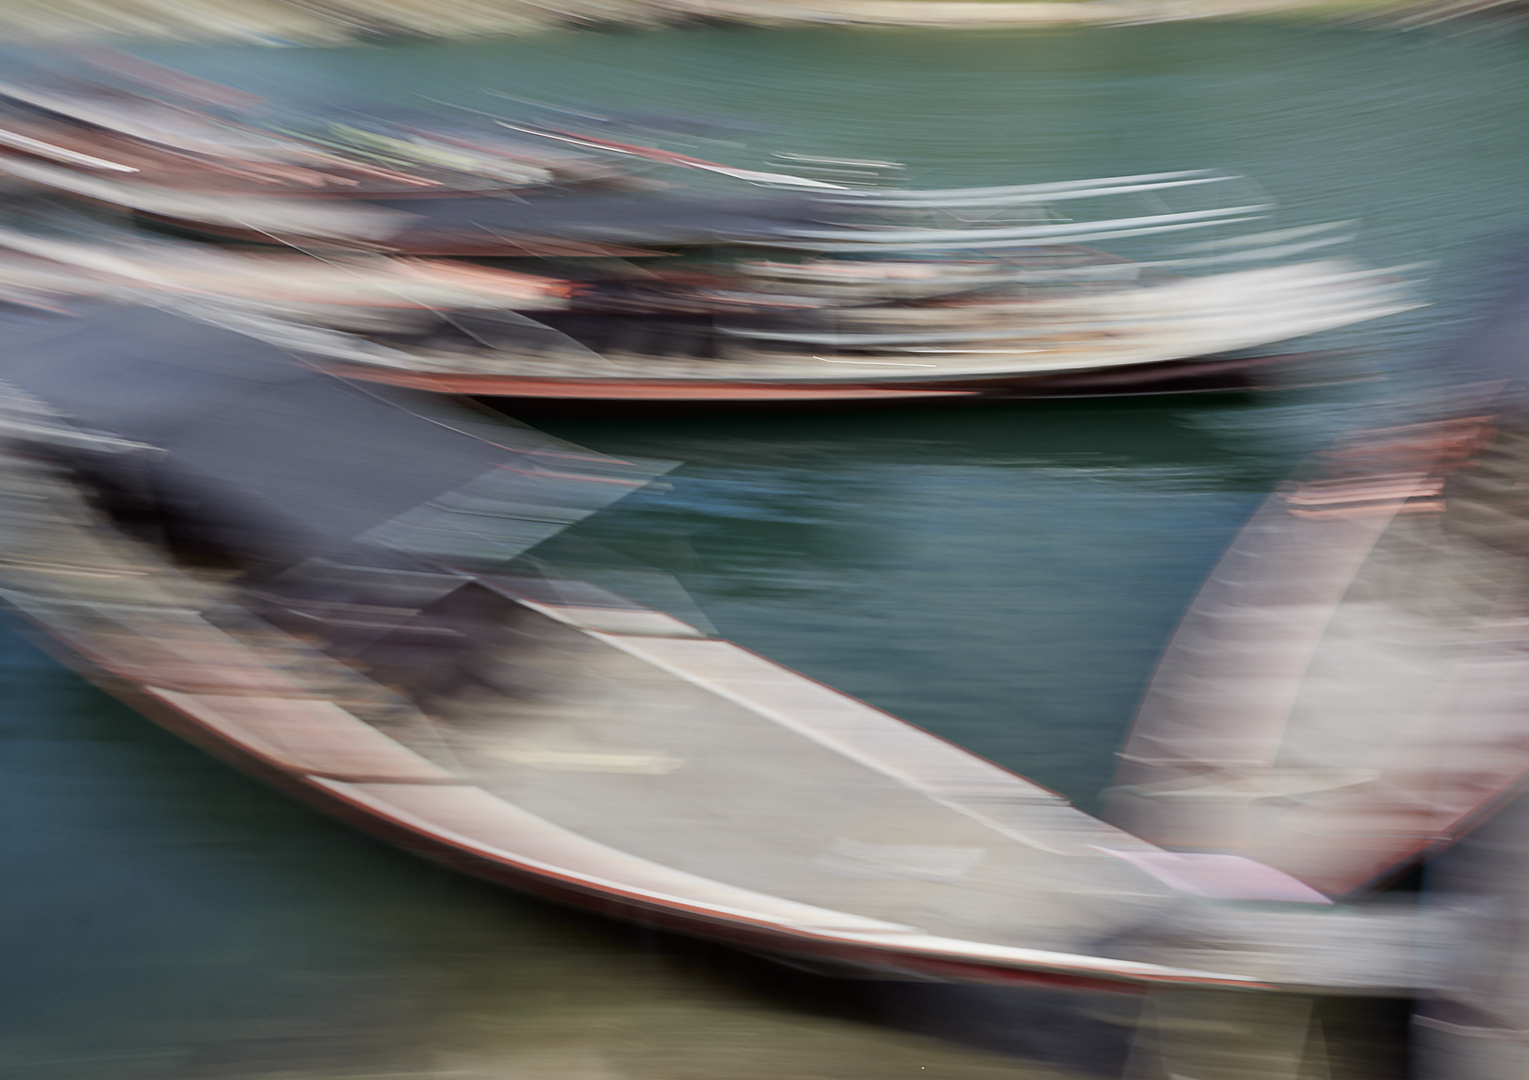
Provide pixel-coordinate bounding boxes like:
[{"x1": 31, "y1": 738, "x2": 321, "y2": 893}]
[{"x1": 3, "y1": 23, "x2": 1527, "y2": 1079}]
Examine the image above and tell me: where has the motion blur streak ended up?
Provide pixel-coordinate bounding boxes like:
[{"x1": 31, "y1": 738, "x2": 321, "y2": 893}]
[{"x1": 0, "y1": 22, "x2": 1527, "y2": 1080}]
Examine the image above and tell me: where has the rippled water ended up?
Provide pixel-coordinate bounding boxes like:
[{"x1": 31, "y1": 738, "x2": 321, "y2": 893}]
[{"x1": 3, "y1": 22, "x2": 1526, "y2": 1079}]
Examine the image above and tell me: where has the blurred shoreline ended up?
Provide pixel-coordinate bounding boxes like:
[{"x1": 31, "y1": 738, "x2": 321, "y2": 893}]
[{"x1": 0, "y1": 0, "x2": 1517, "y2": 46}]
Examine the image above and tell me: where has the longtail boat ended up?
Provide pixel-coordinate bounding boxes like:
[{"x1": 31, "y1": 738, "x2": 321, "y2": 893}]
[
  {"x1": 0, "y1": 301, "x2": 1429, "y2": 994},
  {"x1": 0, "y1": 185, "x2": 1418, "y2": 404},
  {"x1": 184, "y1": 255, "x2": 1413, "y2": 404},
  {"x1": 1107, "y1": 254, "x2": 1529, "y2": 899}
]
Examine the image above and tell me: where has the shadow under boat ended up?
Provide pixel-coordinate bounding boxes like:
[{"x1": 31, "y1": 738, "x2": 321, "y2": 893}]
[{"x1": 0, "y1": 301, "x2": 1436, "y2": 1002}]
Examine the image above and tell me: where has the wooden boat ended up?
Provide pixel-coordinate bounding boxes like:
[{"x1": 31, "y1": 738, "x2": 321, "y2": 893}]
[
  {"x1": 0, "y1": 189, "x2": 1416, "y2": 404},
  {"x1": 197, "y1": 257, "x2": 1415, "y2": 404},
  {"x1": 1107, "y1": 256, "x2": 1529, "y2": 899},
  {"x1": 0, "y1": 301, "x2": 1428, "y2": 994},
  {"x1": 0, "y1": 148, "x2": 1418, "y2": 407}
]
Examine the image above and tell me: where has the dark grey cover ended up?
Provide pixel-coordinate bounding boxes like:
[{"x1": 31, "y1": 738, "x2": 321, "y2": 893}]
[{"x1": 0, "y1": 302, "x2": 667, "y2": 567}]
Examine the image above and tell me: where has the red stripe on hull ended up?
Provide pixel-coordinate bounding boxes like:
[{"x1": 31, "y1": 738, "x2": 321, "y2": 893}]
[
  {"x1": 5, "y1": 611, "x2": 1260, "y2": 994},
  {"x1": 323, "y1": 352, "x2": 1332, "y2": 403}
]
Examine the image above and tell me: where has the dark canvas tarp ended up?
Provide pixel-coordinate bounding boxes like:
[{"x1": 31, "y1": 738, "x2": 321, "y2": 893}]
[{"x1": 0, "y1": 301, "x2": 667, "y2": 568}]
